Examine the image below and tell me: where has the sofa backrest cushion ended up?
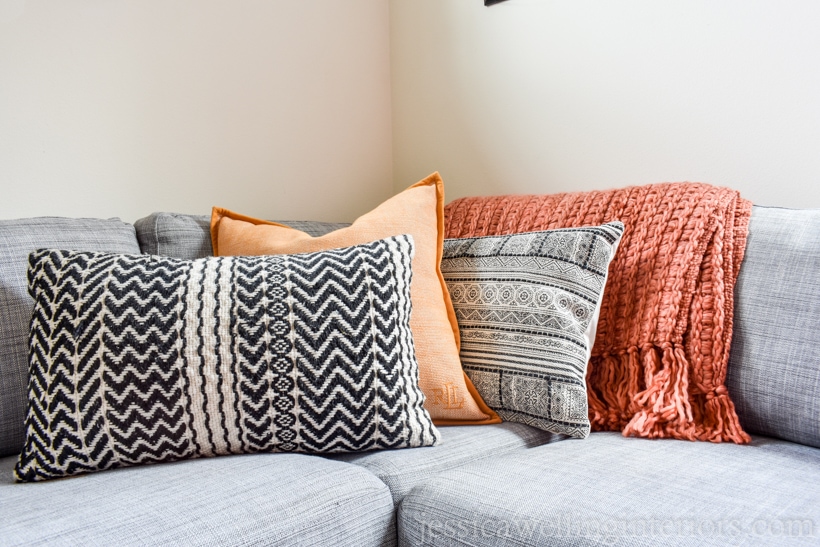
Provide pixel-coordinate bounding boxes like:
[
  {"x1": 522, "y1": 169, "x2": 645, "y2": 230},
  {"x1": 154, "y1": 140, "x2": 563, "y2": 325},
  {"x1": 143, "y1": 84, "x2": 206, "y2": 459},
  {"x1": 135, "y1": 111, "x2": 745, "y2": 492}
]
[
  {"x1": 134, "y1": 212, "x2": 350, "y2": 259},
  {"x1": 727, "y1": 205, "x2": 820, "y2": 449},
  {"x1": 0, "y1": 217, "x2": 140, "y2": 457}
]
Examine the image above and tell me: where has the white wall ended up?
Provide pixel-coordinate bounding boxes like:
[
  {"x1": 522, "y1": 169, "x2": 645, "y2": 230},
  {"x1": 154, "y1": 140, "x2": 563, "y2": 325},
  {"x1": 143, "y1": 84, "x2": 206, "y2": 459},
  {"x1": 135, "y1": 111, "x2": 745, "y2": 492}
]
[
  {"x1": 5, "y1": 1, "x2": 819, "y2": 220},
  {"x1": 0, "y1": 0, "x2": 393, "y2": 222},
  {"x1": 390, "y1": 0, "x2": 820, "y2": 208}
]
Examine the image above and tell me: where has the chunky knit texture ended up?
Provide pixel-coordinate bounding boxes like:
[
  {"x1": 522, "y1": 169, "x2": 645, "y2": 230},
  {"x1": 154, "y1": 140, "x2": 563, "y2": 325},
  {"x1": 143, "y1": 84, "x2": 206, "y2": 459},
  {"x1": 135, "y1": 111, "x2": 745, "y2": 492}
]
[{"x1": 444, "y1": 183, "x2": 752, "y2": 443}]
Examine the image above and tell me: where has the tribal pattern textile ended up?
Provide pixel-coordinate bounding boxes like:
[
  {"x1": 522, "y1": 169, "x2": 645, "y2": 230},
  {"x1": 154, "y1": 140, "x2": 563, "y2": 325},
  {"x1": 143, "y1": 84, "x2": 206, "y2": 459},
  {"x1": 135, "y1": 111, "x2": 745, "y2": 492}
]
[
  {"x1": 441, "y1": 223, "x2": 624, "y2": 438},
  {"x1": 445, "y1": 183, "x2": 752, "y2": 443},
  {"x1": 16, "y1": 236, "x2": 439, "y2": 482}
]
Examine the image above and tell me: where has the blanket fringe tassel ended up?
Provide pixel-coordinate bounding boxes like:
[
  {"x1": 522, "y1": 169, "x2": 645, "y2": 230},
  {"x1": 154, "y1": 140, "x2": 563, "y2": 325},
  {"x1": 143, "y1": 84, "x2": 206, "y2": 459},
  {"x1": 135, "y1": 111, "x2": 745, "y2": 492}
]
[{"x1": 589, "y1": 345, "x2": 750, "y2": 444}]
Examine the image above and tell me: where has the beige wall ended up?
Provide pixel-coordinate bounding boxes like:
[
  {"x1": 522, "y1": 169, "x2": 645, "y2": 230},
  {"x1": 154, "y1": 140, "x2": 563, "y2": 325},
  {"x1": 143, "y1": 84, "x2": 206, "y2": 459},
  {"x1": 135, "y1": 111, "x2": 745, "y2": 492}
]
[
  {"x1": 5, "y1": 1, "x2": 820, "y2": 222},
  {"x1": 390, "y1": 0, "x2": 820, "y2": 208},
  {"x1": 0, "y1": 0, "x2": 393, "y2": 222}
]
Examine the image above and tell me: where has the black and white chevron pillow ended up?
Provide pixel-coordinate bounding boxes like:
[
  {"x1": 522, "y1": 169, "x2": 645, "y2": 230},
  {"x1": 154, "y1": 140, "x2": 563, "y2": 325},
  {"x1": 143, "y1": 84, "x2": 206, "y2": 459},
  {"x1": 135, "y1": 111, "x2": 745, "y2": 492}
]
[{"x1": 16, "y1": 235, "x2": 439, "y2": 482}]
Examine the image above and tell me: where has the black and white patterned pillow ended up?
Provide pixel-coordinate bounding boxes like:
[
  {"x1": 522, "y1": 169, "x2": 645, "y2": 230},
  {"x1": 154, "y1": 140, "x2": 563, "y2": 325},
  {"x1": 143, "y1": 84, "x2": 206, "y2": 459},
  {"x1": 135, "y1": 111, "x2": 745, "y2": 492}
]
[
  {"x1": 441, "y1": 222, "x2": 624, "y2": 439},
  {"x1": 16, "y1": 235, "x2": 439, "y2": 482}
]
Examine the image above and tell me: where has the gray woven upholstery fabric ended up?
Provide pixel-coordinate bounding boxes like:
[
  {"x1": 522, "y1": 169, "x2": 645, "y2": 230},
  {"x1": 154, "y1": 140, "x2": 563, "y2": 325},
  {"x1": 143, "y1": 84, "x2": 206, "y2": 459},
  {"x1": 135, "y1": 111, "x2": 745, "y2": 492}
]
[
  {"x1": 727, "y1": 206, "x2": 820, "y2": 449},
  {"x1": 134, "y1": 212, "x2": 351, "y2": 259},
  {"x1": 0, "y1": 217, "x2": 140, "y2": 457},
  {"x1": 330, "y1": 423, "x2": 562, "y2": 505},
  {"x1": 398, "y1": 432, "x2": 820, "y2": 546},
  {"x1": 0, "y1": 452, "x2": 395, "y2": 546}
]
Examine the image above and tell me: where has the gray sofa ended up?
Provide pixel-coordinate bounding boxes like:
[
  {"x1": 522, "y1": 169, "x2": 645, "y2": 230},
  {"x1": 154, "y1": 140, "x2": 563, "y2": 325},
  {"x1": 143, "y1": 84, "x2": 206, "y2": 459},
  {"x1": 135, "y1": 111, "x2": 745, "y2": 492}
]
[{"x1": 1, "y1": 207, "x2": 818, "y2": 546}]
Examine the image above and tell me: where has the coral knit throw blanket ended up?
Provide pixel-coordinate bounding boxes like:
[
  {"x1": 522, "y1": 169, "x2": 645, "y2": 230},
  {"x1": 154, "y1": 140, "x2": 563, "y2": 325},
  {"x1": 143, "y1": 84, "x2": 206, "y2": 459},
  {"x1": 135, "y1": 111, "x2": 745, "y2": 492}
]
[{"x1": 444, "y1": 183, "x2": 752, "y2": 444}]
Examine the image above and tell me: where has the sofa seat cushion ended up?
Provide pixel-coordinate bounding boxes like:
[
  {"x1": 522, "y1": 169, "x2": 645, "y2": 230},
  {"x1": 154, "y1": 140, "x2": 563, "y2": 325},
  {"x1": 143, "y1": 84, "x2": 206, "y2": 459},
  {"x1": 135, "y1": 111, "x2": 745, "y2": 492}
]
[
  {"x1": 0, "y1": 453, "x2": 395, "y2": 546},
  {"x1": 330, "y1": 423, "x2": 562, "y2": 505},
  {"x1": 398, "y1": 432, "x2": 820, "y2": 546}
]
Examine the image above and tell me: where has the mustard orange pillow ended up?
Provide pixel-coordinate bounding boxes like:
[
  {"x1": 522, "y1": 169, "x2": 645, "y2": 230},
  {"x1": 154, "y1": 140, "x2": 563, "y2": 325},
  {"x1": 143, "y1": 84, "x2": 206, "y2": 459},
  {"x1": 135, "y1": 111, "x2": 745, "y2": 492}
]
[{"x1": 211, "y1": 173, "x2": 500, "y2": 425}]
